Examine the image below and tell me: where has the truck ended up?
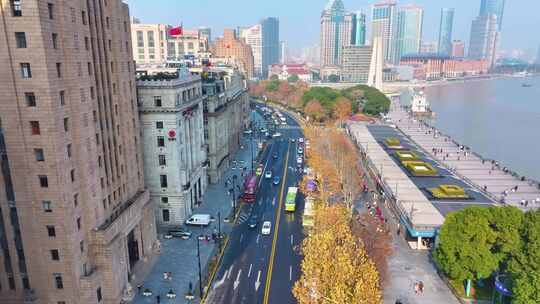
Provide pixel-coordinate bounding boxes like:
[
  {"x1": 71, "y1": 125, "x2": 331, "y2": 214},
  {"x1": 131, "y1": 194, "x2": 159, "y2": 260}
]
[{"x1": 185, "y1": 214, "x2": 212, "y2": 226}]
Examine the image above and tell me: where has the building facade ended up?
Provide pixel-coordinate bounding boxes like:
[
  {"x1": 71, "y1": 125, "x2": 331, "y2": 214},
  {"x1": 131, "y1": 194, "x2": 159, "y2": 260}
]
[
  {"x1": 239, "y1": 24, "x2": 263, "y2": 78},
  {"x1": 198, "y1": 27, "x2": 212, "y2": 43},
  {"x1": 468, "y1": 14, "x2": 499, "y2": 67},
  {"x1": 0, "y1": 1, "x2": 157, "y2": 303},
  {"x1": 400, "y1": 54, "x2": 489, "y2": 80},
  {"x1": 393, "y1": 5, "x2": 423, "y2": 63},
  {"x1": 138, "y1": 72, "x2": 207, "y2": 227},
  {"x1": 261, "y1": 17, "x2": 280, "y2": 78},
  {"x1": 352, "y1": 11, "x2": 366, "y2": 46},
  {"x1": 320, "y1": 0, "x2": 354, "y2": 67},
  {"x1": 341, "y1": 46, "x2": 373, "y2": 83},
  {"x1": 268, "y1": 64, "x2": 312, "y2": 82},
  {"x1": 420, "y1": 42, "x2": 438, "y2": 53},
  {"x1": 211, "y1": 29, "x2": 254, "y2": 79},
  {"x1": 451, "y1": 40, "x2": 465, "y2": 58},
  {"x1": 371, "y1": 1, "x2": 396, "y2": 63},
  {"x1": 437, "y1": 8, "x2": 455, "y2": 56},
  {"x1": 480, "y1": 0, "x2": 505, "y2": 30}
]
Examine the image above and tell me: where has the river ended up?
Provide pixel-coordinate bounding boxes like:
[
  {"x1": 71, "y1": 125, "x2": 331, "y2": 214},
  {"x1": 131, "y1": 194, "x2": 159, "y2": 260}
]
[{"x1": 403, "y1": 76, "x2": 540, "y2": 181}]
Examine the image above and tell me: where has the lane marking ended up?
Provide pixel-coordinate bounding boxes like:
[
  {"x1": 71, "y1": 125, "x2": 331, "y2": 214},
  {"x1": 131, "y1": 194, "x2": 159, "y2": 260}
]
[
  {"x1": 256, "y1": 234, "x2": 260, "y2": 244},
  {"x1": 255, "y1": 270, "x2": 262, "y2": 291},
  {"x1": 289, "y1": 265, "x2": 292, "y2": 281},
  {"x1": 227, "y1": 265, "x2": 234, "y2": 280},
  {"x1": 214, "y1": 270, "x2": 229, "y2": 287},
  {"x1": 290, "y1": 234, "x2": 294, "y2": 245},
  {"x1": 233, "y1": 269, "x2": 242, "y2": 290},
  {"x1": 272, "y1": 197, "x2": 276, "y2": 206},
  {"x1": 263, "y1": 142, "x2": 291, "y2": 304},
  {"x1": 239, "y1": 233, "x2": 244, "y2": 243},
  {"x1": 248, "y1": 263, "x2": 253, "y2": 278}
]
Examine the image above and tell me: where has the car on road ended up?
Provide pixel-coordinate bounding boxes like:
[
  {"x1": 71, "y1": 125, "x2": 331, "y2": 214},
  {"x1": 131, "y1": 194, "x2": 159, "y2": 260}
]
[
  {"x1": 297, "y1": 147, "x2": 303, "y2": 154},
  {"x1": 165, "y1": 228, "x2": 192, "y2": 239},
  {"x1": 243, "y1": 129, "x2": 253, "y2": 135},
  {"x1": 281, "y1": 121, "x2": 287, "y2": 125},
  {"x1": 272, "y1": 152, "x2": 278, "y2": 159},
  {"x1": 248, "y1": 214, "x2": 259, "y2": 228},
  {"x1": 272, "y1": 132, "x2": 282, "y2": 138},
  {"x1": 272, "y1": 176, "x2": 280, "y2": 185},
  {"x1": 261, "y1": 221, "x2": 272, "y2": 235},
  {"x1": 297, "y1": 156, "x2": 303, "y2": 164},
  {"x1": 298, "y1": 137, "x2": 304, "y2": 143},
  {"x1": 264, "y1": 170, "x2": 272, "y2": 179},
  {"x1": 186, "y1": 214, "x2": 212, "y2": 226},
  {"x1": 290, "y1": 138, "x2": 296, "y2": 143},
  {"x1": 256, "y1": 166, "x2": 263, "y2": 176}
]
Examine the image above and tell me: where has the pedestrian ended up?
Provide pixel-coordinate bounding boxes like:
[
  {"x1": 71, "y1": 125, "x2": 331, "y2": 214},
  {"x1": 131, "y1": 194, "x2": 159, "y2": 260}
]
[
  {"x1": 414, "y1": 282, "x2": 419, "y2": 294},
  {"x1": 419, "y1": 281, "x2": 424, "y2": 294},
  {"x1": 137, "y1": 284, "x2": 142, "y2": 293},
  {"x1": 156, "y1": 295, "x2": 161, "y2": 304}
]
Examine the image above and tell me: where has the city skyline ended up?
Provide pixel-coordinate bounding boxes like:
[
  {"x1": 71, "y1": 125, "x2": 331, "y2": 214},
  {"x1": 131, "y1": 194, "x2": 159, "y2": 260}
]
[{"x1": 127, "y1": 0, "x2": 540, "y2": 58}]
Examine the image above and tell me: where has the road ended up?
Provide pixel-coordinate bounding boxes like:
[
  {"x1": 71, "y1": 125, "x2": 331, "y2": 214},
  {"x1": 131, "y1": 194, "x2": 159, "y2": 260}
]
[{"x1": 205, "y1": 105, "x2": 305, "y2": 304}]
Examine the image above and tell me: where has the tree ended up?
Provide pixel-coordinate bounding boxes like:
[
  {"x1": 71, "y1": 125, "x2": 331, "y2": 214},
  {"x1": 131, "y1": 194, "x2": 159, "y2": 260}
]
[
  {"x1": 276, "y1": 81, "x2": 291, "y2": 103},
  {"x1": 265, "y1": 79, "x2": 280, "y2": 92},
  {"x1": 288, "y1": 74, "x2": 300, "y2": 83},
  {"x1": 327, "y1": 74, "x2": 340, "y2": 83},
  {"x1": 434, "y1": 207, "x2": 500, "y2": 283},
  {"x1": 270, "y1": 74, "x2": 279, "y2": 81},
  {"x1": 293, "y1": 204, "x2": 382, "y2": 304},
  {"x1": 488, "y1": 206, "x2": 524, "y2": 262},
  {"x1": 508, "y1": 209, "x2": 540, "y2": 304},
  {"x1": 332, "y1": 97, "x2": 353, "y2": 121},
  {"x1": 304, "y1": 100, "x2": 326, "y2": 122}
]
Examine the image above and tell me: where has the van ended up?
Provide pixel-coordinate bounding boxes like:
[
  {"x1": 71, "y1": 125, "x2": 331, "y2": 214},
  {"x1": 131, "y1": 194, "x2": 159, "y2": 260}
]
[{"x1": 185, "y1": 214, "x2": 212, "y2": 226}]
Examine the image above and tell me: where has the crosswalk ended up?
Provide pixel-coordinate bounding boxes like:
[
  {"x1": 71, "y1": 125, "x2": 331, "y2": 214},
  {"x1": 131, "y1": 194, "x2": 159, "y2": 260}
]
[
  {"x1": 278, "y1": 125, "x2": 301, "y2": 130},
  {"x1": 237, "y1": 211, "x2": 250, "y2": 225}
]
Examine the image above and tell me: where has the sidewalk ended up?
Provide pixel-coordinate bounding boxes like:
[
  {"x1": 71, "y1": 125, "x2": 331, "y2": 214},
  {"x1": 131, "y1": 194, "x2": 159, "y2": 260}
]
[{"x1": 131, "y1": 111, "x2": 265, "y2": 304}]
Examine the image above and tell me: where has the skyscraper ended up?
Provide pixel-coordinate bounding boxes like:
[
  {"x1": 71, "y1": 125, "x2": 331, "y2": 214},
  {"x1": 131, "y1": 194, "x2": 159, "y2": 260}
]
[
  {"x1": 261, "y1": 17, "x2": 280, "y2": 78},
  {"x1": 239, "y1": 24, "x2": 263, "y2": 78},
  {"x1": 371, "y1": 1, "x2": 397, "y2": 63},
  {"x1": 280, "y1": 41, "x2": 287, "y2": 63},
  {"x1": 468, "y1": 14, "x2": 499, "y2": 67},
  {"x1": 452, "y1": 40, "x2": 466, "y2": 58},
  {"x1": 393, "y1": 5, "x2": 424, "y2": 63},
  {"x1": 199, "y1": 26, "x2": 212, "y2": 43},
  {"x1": 480, "y1": 0, "x2": 505, "y2": 30},
  {"x1": 0, "y1": 1, "x2": 157, "y2": 303},
  {"x1": 437, "y1": 8, "x2": 455, "y2": 56},
  {"x1": 320, "y1": 0, "x2": 354, "y2": 67},
  {"x1": 352, "y1": 11, "x2": 367, "y2": 46},
  {"x1": 211, "y1": 29, "x2": 255, "y2": 78}
]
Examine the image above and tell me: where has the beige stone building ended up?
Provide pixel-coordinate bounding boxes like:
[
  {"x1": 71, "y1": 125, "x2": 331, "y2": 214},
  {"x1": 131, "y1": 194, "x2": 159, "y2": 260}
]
[
  {"x1": 211, "y1": 29, "x2": 254, "y2": 79},
  {"x1": 0, "y1": 1, "x2": 157, "y2": 303}
]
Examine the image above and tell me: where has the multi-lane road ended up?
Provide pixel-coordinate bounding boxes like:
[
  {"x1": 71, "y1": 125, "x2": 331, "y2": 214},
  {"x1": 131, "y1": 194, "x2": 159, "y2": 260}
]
[{"x1": 205, "y1": 106, "x2": 305, "y2": 304}]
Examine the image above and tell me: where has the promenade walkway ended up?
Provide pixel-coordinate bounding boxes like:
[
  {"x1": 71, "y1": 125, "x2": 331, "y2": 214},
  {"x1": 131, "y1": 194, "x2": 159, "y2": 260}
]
[{"x1": 388, "y1": 101, "x2": 540, "y2": 211}]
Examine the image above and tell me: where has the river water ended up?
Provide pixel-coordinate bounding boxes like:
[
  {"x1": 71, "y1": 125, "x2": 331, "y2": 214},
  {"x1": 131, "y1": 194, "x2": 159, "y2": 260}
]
[{"x1": 404, "y1": 76, "x2": 540, "y2": 181}]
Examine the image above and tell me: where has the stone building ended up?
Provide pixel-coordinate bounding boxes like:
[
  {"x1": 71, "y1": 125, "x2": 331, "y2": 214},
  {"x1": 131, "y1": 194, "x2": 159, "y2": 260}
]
[
  {"x1": 0, "y1": 1, "x2": 156, "y2": 303},
  {"x1": 210, "y1": 29, "x2": 254, "y2": 79},
  {"x1": 138, "y1": 70, "x2": 207, "y2": 227},
  {"x1": 341, "y1": 45, "x2": 373, "y2": 83}
]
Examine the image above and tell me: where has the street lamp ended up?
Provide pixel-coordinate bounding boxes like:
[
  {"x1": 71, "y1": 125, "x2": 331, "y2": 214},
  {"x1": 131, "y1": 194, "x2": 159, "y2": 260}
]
[
  {"x1": 229, "y1": 175, "x2": 239, "y2": 217},
  {"x1": 196, "y1": 236, "x2": 203, "y2": 299}
]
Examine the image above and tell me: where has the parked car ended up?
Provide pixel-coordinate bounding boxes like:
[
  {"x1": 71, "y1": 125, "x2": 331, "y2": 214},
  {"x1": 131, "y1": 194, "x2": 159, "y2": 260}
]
[
  {"x1": 297, "y1": 147, "x2": 303, "y2": 154},
  {"x1": 272, "y1": 176, "x2": 281, "y2": 185},
  {"x1": 297, "y1": 156, "x2": 303, "y2": 164},
  {"x1": 272, "y1": 152, "x2": 279, "y2": 159},
  {"x1": 298, "y1": 137, "x2": 304, "y2": 143},
  {"x1": 248, "y1": 214, "x2": 259, "y2": 228},
  {"x1": 265, "y1": 170, "x2": 272, "y2": 179},
  {"x1": 256, "y1": 166, "x2": 263, "y2": 176},
  {"x1": 185, "y1": 214, "x2": 212, "y2": 226},
  {"x1": 166, "y1": 228, "x2": 192, "y2": 239},
  {"x1": 261, "y1": 221, "x2": 272, "y2": 235},
  {"x1": 272, "y1": 132, "x2": 282, "y2": 138}
]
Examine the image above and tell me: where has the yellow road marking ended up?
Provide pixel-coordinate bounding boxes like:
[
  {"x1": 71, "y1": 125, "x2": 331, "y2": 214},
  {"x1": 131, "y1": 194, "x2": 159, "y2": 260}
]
[{"x1": 263, "y1": 142, "x2": 291, "y2": 304}]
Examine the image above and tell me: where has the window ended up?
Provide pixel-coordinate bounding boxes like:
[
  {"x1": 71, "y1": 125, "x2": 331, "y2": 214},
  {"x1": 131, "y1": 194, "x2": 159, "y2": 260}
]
[
  {"x1": 52, "y1": 33, "x2": 58, "y2": 49},
  {"x1": 88, "y1": 62, "x2": 92, "y2": 75},
  {"x1": 59, "y1": 90, "x2": 65, "y2": 106},
  {"x1": 39, "y1": 175, "x2": 48, "y2": 187},
  {"x1": 108, "y1": 39, "x2": 112, "y2": 51},
  {"x1": 76, "y1": 217, "x2": 81, "y2": 230},
  {"x1": 81, "y1": 10, "x2": 87, "y2": 25},
  {"x1": 97, "y1": 287, "x2": 102, "y2": 302},
  {"x1": 63, "y1": 118, "x2": 69, "y2": 132},
  {"x1": 79, "y1": 240, "x2": 84, "y2": 253},
  {"x1": 56, "y1": 63, "x2": 62, "y2": 78},
  {"x1": 20, "y1": 63, "x2": 32, "y2": 78},
  {"x1": 66, "y1": 144, "x2": 72, "y2": 158},
  {"x1": 22, "y1": 277, "x2": 30, "y2": 290},
  {"x1": 84, "y1": 37, "x2": 89, "y2": 50},
  {"x1": 73, "y1": 194, "x2": 79, "y2": 207},
  {"x1": 153, "y1": 96, "x2": 162, "y2": 107},
  {"x1": 46, "y1": 225, "x2": 56, "y2": 237},
  {"x1": 47, "y1": 3, "x2": 54, "y2": 19},
  {"x1": 77, "y1": 62, "x2": 82, "y2": 77},
  {"x1": 53, "y1": 274, "x2": 63, "y2": 289},
  {"x1": 70, "y1": 7, "x2": 76, "y2": 22},
  {"x1": 25, "y1": 92, "x2": 36, "y2": 107},
  {"x1": 160, "y1": 175, "x2": 168, "y2": 188},
  {"x1": 8, "y1": 276, "x2": 15, "y2": 290},
  {"x1": 11, "y1": 0, "x2": 22, "y2": 16},
  {"x1": 157, "y1": 136, "x2": 165, "y2": 147},
  {"x1": 162, "y1": 209, "x2": 170, "y2": 222},
  {"x1": 42, "y1": 201, "x2": 52, "y2": 212},
  {"x1": 158, "y1": 155, "x2": 166, "y2": 166},
  {"x1": 34, "y1": 148, "x2": 45, "y2": 161},
  {"x1": 161, "y1": 197, "x2": 168, "y2": 204},
  {"x1": 156, "y1": 121, "x2": 163, "y2": 129},
  {"x1": 90, "y1": 86, "x2": 95, "y2": 99},
  {"x1": 70, "y1": 169, "x2": 75, "y2": 182},
  {"x1": 106, "y1": 17, "x2": 110, "y2": 29},
  {"x1": 15, "y1": 32, "x2": 26, "y2": 48},
  {"x1": 30, "y1": 121, "x2": 40, "y2": 135},
  {"x1": 50, "y1": 249, "x2": 59, "y2": 261}
]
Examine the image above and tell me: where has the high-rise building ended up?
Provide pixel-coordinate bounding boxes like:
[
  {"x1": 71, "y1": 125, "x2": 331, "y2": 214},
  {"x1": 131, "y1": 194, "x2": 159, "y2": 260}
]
[
  {"x1": 211, "y1": 29, "x2": 255, "y2": 78},
  {"x1": 371, "y1": 1, "x2": 397, "y2": 63},
  {"x1": 480, "y1": 0, "x2": 505, "y2": 30},
  {"x1": 342, "y1": 45, "x2": 373, "y2": 83},
  {"x1": 420, "y1": 42, "x2": 438, "y2": 53},
  {"x1": 393, "y1": 5, "x2": 423, "y2": 63},
  {"x1": 261, "y1": 17, "x2": 280, "y2": 78},
  {"x1": 199, "y1": 27, "x2": 212, "y2": 43},
  {"x1": 452, "y1": 40, "x2": 465, "y2": 58},
  {"x1": 280, "y1": 41, "x2": 287, "y2": 64},
  {"x1": 320, "y1": 0, "x2": 354, "y2": 67},
  {"x1": 352, "y1": 11, "x2": 367, "y2": 46},
  {"x1": 0, "y1": 1, "x2": 157, "y2": 303},
  {"x1": 468, "y1": 14, "x2": 499, "y2": 67},
  {"x1": 138, "y1": 71, "x2": 207, "y2": 227},
  {"x1": 437, "y1": 8, "x2": 455, "y2": 56},
  {"x1": 239, "y1": 24, "x2": 263, "y2": 78}
]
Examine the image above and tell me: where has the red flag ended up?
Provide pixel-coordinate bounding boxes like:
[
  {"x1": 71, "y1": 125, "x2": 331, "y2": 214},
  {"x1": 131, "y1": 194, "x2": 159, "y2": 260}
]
[{"x1": 169, "y1": 26, "x2": 183, "y2": 36}]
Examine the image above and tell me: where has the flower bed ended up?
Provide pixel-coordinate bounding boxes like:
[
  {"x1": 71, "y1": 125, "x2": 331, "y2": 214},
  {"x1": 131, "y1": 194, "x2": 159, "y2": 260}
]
[
  {"x1": 395, "y1": 150, "x2": 419, "y2": 161},
  {"x1": 402, "y1": 160, "x2": 438, "y2": 176},
  {"x1": 428, "y1": 184, "x2": 470, "y2": 199}
]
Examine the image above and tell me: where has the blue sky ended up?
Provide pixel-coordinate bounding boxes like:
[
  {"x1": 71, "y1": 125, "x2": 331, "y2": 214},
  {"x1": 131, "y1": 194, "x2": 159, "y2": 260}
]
[{"x1": 126, "y1": 0, "x2": 540, "y2": 55}]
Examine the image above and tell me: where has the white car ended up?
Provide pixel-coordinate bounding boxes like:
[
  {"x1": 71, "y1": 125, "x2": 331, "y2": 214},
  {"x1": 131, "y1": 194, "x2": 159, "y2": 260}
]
[
  {"x1": 281, "y1": 121, "x2": 287, "y2": 125},
  {"x1": 297, "y1": 147, "x2": 303, "y2": 154},
  {"x1": 264, "y1": 170, "x2": 272, "y2": 179},
  {"x1": 297, "y1": 156, "x2": 303, "y2": 164},
  {"x1": 272, "y1": 132, "x2": 282, "y2": 138},
  {"x1": 261, "y1": 221, "x2": 272, "y2": 235},
  {"x1": 298, "y1": 138, "x2": 304, "y2": 143}
]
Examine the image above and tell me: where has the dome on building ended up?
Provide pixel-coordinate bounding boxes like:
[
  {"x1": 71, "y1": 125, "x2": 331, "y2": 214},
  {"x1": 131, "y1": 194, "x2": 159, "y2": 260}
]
[{"x1": 325, "y1": 0, "x2": 345, "y2": 14}]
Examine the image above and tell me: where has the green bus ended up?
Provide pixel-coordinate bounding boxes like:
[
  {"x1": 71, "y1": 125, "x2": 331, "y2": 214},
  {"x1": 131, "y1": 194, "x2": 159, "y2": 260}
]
[{"x1": 285, "y1": 187, "x2": 298, "y2": 212}]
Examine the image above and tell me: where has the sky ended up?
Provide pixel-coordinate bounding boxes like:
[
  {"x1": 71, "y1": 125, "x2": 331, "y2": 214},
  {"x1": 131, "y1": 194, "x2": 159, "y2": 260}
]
[{"x1": 126, "y1": 0, "x2": 540, "y2": 57}]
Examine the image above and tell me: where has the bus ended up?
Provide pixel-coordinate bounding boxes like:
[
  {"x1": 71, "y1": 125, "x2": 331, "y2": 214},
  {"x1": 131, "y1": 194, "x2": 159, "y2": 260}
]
[
  {"x1": 302, "y1": 196, "x2": 314, "y2": 228},
  {"x1": 241, "y1": 173, "x2": 258, "y2": 203},
  {"x1": 285, "y1": 187, "x2": 298, "y2": 212}
]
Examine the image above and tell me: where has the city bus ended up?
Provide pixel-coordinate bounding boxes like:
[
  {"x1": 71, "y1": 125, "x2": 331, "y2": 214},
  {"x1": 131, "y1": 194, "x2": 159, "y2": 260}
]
[
  {"x1": 241, "y1": 173, "x2": 258, "y2": 203},
  {"x1": 285, "y1": 187, "x2": 298, "y2": 212}
]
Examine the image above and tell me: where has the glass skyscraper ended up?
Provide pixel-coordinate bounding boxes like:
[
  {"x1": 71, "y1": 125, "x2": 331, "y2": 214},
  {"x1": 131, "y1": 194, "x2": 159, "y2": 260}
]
[
  {"x1": 261, "y1": 17, "x2": 280, "y2": 78},
  {"x1": 352, "y1": 11, "x2": 366, "y2": 46},
  {"x1": 320, "y1": 0, "x2": 354, "y2": 67},
  {"x1": 480, "y1": 0, "x2": 505, "y2": 30},
  {"x1": 393, "y1": 5, "x2": 423, "y2": 63},
  {"x1": 437, "y1": 8, "x2": 454, "y2": 56},
  {"x1": 371, "y1": 2, "x2": 396, "y2": 63}
]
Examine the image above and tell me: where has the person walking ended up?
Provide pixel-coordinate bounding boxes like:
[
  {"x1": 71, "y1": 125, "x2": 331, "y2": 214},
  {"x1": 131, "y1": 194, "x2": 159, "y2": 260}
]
[{"x1": 156, "y1": 295, "x2": 161, "y2": 304}]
